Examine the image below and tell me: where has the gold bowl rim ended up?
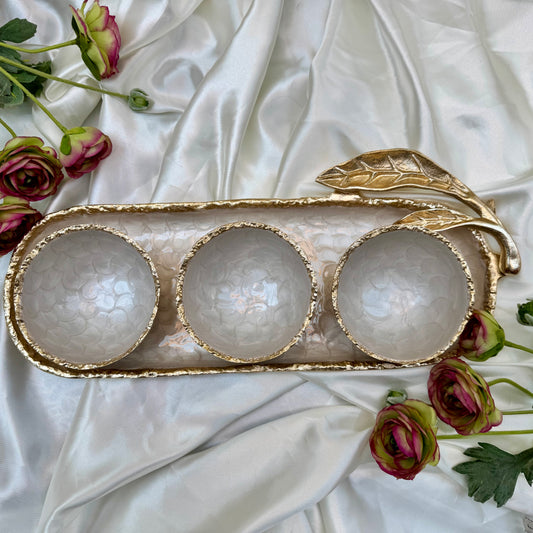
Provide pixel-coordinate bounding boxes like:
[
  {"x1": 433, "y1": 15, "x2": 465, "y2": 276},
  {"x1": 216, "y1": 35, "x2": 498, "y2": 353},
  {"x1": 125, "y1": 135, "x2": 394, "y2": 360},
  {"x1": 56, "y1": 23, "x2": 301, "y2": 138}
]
[
  {"x1": 12, "y1": 224, "x2": 161, "y2": 370},
  {"x1": 176, "y1": 221, "x2": 318, "y2": 364},
  {"x1": 331, "y1": 223, "x2": 475, "y2": 365}
]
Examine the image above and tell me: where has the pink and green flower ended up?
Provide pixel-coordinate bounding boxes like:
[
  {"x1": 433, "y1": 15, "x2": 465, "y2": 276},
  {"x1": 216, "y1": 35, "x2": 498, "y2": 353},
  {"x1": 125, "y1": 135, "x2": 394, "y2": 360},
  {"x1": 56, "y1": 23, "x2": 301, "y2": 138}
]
[
  {"x1": 370, "y1": 399, "x2": 440, "y2": 480},
  {"x1": 71, "y1": 0, "x2": 121, "y2": 80},
  {"x1": 0, "y1": 198, "x2": 43, "y2": 255},
  {"x1": 59, "y1": 126, "x2": 112, "y2": 178},
  {"x1": 458, "y1": 309, "x2": 505, "y2": 362},
  {"x1": 0, "y1": 136, "x2": 63, "y2": 201},
  {"x1": 428, "y1": 358, "x2": 502, "y2": 435}
]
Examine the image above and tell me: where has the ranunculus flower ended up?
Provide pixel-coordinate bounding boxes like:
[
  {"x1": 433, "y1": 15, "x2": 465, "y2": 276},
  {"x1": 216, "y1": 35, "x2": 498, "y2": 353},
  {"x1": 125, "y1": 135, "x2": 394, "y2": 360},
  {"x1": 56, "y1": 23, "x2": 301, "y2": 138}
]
[
  {"x1": 458, "y1": 309, "x2": 505, "y2": 362},
  {"x1": 128, "y1": 88, "x2": 152, "y2": 112},
  {"x1": 71, "y1": 0, "x2": 121, "y2": 80},
  {"x1": 0, "y1": 136, "x2": 63, "y2": 201},
  {"x1": 370, "y1": 399, "x2": 440, "y2": 480},
  {"x1": 428, "y1": 357, "x2": 502, "y2": 435},
  {"x1": 0, "y1": 199, "x2": 43, "y2": 256},
  {"x1": 59, "y1": 126, "x2": 112, "y2": 179}
]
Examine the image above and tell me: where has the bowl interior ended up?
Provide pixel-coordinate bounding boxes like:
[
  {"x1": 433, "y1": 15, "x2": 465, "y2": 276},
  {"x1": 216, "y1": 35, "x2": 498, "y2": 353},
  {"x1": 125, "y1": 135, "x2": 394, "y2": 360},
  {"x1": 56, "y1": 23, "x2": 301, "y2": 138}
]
[
  {"x1": 335, "y1": 228, "x2": 472, "y2": 362},
  {"x1": 18, "y1": 228, "x2": 158, "y2": 367},
  {"x1": 179, "y1": 225, "x2": 314, "y2": 361}
]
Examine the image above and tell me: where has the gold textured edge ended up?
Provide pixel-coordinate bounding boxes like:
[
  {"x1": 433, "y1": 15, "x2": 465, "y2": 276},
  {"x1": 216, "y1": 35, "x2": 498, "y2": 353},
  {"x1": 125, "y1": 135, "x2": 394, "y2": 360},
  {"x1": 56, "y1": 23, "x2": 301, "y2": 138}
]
[
  {"x1": 176, "y1": 221, "x2": 318, "y2": 364},
  {"x1": 332, "y1": 224, "x2": 476, "y2": 365},
  {"x1": 10, "y1": 224, "x2": 161, "y2": 370},
  {"x1": 3, "y1": 194, "x2": 498, "y2": 378}
]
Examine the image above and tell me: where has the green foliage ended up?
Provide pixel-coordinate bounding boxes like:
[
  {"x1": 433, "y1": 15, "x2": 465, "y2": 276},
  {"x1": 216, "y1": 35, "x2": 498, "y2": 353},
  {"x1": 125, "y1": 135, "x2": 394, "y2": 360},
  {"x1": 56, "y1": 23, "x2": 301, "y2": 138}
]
[
  {"x1": 517, "y1": 300, "x2": 533, "y2": 326},
  {"x1": 0, "y1": 18, "x2": 37, "y2": 43},
  {"x1": 0, "y1": 18, "x2": 51, "y2": 107},
  {"x1": 453, "y1": 442, "x2": 533, "y2": 507}
]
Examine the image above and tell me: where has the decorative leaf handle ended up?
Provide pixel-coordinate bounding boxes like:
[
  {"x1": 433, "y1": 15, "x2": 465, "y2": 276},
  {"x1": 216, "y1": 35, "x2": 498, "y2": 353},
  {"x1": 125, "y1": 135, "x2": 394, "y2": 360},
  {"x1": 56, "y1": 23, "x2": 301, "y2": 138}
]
[
  {"x1": 395, "y1": 209, "x2": 520, "y2": 275},
  {"x1": 316, "y1": 149, "x2": 520, "y2": 275}
]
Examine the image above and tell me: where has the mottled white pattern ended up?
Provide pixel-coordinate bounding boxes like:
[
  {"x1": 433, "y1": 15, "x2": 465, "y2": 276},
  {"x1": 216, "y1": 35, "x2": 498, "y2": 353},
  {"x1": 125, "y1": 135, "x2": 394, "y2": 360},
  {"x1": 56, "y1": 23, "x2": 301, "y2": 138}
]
[
  {"x1": 19, "y1": 229, "x2": 158, "y2": 366},
  {"x1": 180, "y1": 226, "x2": 313, "y2": 361},
  {"x1": 336, "y1": 228, "x2": 471, "y2": 361}
]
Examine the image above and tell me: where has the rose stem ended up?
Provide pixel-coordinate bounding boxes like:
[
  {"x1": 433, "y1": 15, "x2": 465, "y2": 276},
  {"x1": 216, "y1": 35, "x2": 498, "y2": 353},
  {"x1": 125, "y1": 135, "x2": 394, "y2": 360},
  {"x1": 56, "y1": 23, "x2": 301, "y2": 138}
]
[
  {"x1": 0, "y1": 56, "x2": 129, "y2": 101},
  {"x1": 0, "y1": 39, "x2": 77, "y2": 54},
  {"x1": 437, "y1": 429, "x2": 533, "y2": 440},
  {"x1": 504, "y1": 340, "x2": 533, "y2": 355},
  {"x1": 0, "y1": 117, "x2": 17, "y2": 137},
  {"x1": 501, "y1": 410, "x2": 533, "y2": 415},
  {"x1": 0, "y1": 64, "x2": 67, "y2": 133},
  {"x1": 487, "y1": 378, "x2": 533, "y2": 399}
]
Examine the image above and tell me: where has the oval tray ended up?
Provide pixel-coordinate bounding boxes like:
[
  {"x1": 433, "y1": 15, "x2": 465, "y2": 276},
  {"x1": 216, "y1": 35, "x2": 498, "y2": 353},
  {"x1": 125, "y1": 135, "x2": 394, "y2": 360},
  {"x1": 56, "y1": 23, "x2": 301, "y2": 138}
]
[{"x1": 3, "y1": 150, "x2": 518, "y2": 378}]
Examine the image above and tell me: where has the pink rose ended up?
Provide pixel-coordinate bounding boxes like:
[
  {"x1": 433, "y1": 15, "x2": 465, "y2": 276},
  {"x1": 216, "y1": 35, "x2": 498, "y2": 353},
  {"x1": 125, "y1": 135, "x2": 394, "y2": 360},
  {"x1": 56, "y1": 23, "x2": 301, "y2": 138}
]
[
  {"x1": 71, "y1": 0, "x2": 121, "y2": 80},
  {"x1": 428, "y1": 358, "x2": 502, "y2": 435},
  {"x1": 458, "y1": 309, "x2": 505, "y2": 362},
  {"x1": 0, "y1": 199, "x2": 43, "y2": 256},
  {"x1": 59, "y1": 127, "x2": 112, "y2": 179},
  {"x1": 370, "y1": 399, "x2": 440, "y2": 480},
  {"x1": 0, "y1": 136, "x2": 64, "y2": 201}
]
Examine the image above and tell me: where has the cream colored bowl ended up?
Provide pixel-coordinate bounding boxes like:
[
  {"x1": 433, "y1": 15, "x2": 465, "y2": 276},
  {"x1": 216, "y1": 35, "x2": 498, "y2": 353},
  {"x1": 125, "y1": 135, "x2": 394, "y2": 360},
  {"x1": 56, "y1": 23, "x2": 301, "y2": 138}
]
[
  {"x1": 333, "y1": 225, "x2": 474, "y2": 363},
  {"x1": 14, "y1": 225, "x2": 160, "y2": 369},
  {"x1": 176, "y1": 222, "x2": 317, "y2": 363}
]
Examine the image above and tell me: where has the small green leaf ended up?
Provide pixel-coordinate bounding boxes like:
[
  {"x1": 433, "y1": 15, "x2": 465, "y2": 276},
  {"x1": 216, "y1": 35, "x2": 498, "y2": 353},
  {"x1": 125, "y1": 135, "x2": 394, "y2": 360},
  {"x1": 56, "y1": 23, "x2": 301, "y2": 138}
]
[
  {"x1": 517, "y1": 300, "x2": 533, "y2": 326},
  {"x1": 0, "y1": 84, "x2": 23, "y2": 107},
  {"x1": 0, "y1": 73, "x2": 11, "y2": 96},
  {"x1": 13, "y1": 71, "x2": 36, "y2": 83},
  {"x1": 453, "y1": 443, "x2": 533, "y2": 507},
  {"x1": 60, "y1": 135, "x2": 72, "y2": 156},
  {"x1": 0, "y1": 18, "x2": 37, "y2": 43},
  {"x1": 0, "y1": 47, "x2": 23, "y2": 72},
  {"x1": 20, "y1": 59, "x2": 51, "y2": 97}
]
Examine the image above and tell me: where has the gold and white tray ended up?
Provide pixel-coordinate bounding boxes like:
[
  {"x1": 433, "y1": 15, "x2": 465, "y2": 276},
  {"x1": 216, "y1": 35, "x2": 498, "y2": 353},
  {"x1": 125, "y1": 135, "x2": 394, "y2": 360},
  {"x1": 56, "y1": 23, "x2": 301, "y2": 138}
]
[{"x1": 3, "y1": 149, "x2": 520, "y2": 377}]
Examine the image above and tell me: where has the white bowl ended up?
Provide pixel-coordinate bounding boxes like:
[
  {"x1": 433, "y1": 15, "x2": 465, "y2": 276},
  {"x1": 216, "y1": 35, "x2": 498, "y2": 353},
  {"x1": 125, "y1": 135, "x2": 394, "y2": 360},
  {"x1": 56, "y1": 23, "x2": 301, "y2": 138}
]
[
  {"x1": 176, "y1": 222, "x2": 317, "y2": 363},
  {"x1": 333, "y1": 225, "x2": 474, "y2": 363},
  {"x1": 14, "y1": 225, "x2": 160, "y2": 368}
]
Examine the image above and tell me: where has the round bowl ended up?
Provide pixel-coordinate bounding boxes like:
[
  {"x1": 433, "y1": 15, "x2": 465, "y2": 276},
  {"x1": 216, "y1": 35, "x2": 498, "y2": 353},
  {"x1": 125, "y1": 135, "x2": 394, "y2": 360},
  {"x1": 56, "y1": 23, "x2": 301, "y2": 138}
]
[
  {"x1": 14, "y1": 225, "x2": 160, "y2": 369},
  {"x1": 332, "y1": 224, "x2": 474, "y2": 363},
  {"x1": 176, "y1": 222, "x2": 317, "y2": 363}
]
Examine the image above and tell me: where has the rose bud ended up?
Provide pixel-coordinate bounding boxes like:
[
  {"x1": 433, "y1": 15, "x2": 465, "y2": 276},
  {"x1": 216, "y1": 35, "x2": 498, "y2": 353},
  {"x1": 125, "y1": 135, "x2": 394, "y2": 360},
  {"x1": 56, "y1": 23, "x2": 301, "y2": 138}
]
[
  {"x1": 59, "y1": 126, "x2": 112, "y2": 179},
  {"x1": 370, "y1": 399, "x2": 440, "y2": 480},
  {"x1": 71, "y1": 0, "x2": 121, "y2": 80},
  {"x1": 458, "y1": 309, "x2": 505, "y2": 362},
  {"x1": 0, "y1": 199, "x2": 43, "y2": 256},
  {"x1": 0, "y1": 136, "x2": 64, "y2": 202},
  {"x1": 428, "y1": 357, "x2": 502, "y2": 435},
  {"x1": 128, "y1": 88, "x2": 152, "y2": 112}
]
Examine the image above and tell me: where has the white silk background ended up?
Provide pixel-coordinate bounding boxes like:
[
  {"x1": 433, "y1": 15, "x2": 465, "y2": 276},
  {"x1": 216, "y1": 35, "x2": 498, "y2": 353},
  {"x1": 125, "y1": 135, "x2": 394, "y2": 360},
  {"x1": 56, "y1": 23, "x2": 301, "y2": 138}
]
[{"x1": 1, "y1": 1, "x2": 533, "y2": 531}]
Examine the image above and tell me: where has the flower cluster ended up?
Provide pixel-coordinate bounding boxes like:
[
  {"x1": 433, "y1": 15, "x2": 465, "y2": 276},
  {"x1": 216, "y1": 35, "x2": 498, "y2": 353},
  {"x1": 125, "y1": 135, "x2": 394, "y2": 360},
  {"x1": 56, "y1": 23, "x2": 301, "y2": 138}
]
[
  {"x1": 369, "y1": 308, "x2": 533, "y2": 501},
  {"x1": 0, "y1": 1, "x2": 151, "y2": 255}
]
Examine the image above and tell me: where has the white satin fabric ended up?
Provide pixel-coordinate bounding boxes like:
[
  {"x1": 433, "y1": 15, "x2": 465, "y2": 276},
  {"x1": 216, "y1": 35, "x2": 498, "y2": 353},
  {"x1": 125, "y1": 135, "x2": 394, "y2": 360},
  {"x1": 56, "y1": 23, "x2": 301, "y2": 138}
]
[{"x1": 1, "y1": 1, "x2": 533, "y2": 531}]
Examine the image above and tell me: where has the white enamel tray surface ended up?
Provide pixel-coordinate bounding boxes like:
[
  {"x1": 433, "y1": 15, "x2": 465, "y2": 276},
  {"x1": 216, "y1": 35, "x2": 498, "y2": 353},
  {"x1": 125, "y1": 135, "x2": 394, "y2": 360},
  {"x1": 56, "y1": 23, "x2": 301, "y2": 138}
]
[{"x1": 4, "y1": 196, "x2": 497, "y2": 377}]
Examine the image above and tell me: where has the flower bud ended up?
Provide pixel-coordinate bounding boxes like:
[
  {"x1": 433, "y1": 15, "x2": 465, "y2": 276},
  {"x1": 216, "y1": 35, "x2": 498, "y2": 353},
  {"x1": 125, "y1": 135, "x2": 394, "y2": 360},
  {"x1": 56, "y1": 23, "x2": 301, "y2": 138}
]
[
  {"x1": 59, "y1": 126, "x2": 112, "y2": 179},
  {"x1": 428, "y1": 357, "x2": 502, "y2": 435},
  {"x1": 128, "y1": 88, "x2": 152, "y2": 112},
  {"x1": 370, "y1": 399, "x2": 440, "y2": 480},
  {"x1": 458, "y1": 309, "x2": 505, "y2": 362}
]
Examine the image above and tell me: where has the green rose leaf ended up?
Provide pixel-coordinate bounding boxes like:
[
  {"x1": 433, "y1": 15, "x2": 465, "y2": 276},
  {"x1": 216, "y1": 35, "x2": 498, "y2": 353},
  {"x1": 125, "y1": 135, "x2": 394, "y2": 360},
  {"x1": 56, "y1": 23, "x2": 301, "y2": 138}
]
[
  {"x1": 517, "y1": 300, "x2": 533, "y2": 326},
  {"x1": 0, "y1": 72, "x2": 11, "y2": 96},
  {"x1": 20, "y1": 59, "x2": 51, "y2": 96},
  {"x1": 0, "y1": 84, "x2": 23, "y2": 107},
  {"x1": 453, "y1": 443, "x2": 533, "y2": 507},
  {"x1": 0, "y1": 18, "x2": 37, "y2": 43},
  {"x1": 0, "y1": 47, "x2": 23, "y2": 73}
]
